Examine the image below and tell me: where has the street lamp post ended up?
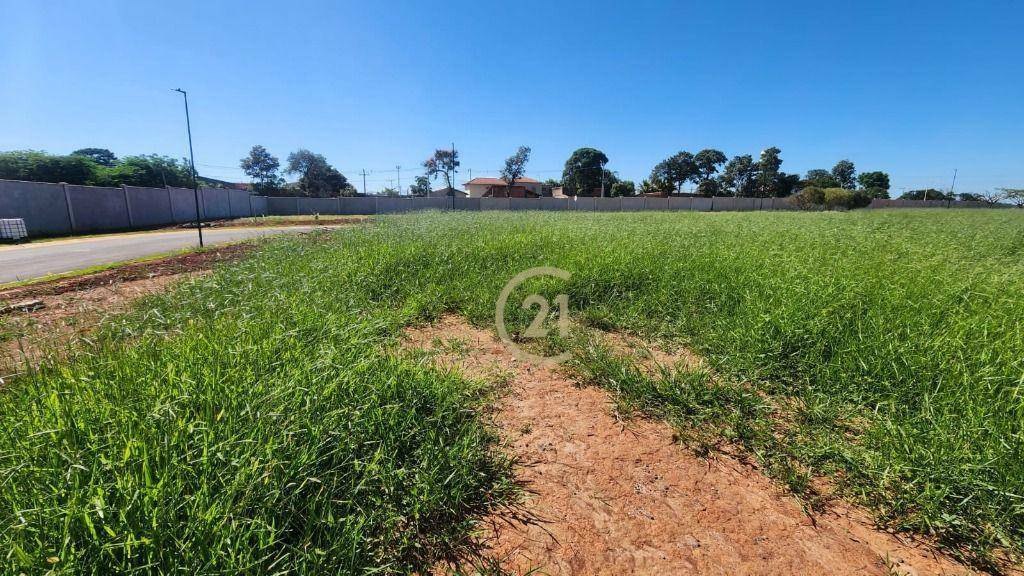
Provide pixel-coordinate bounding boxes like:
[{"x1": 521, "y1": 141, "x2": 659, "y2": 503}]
[{"x1": 172, "y1": 88, "x2": 203, "y2": 247}]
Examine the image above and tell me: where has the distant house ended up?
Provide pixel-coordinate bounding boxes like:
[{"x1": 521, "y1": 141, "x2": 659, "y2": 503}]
[
  {"x1": 428, "y1": 187, "x2": 467, "y2": 198},
  {"x1": 464, "y1": 177, "x2": 543, "y2": 198}
]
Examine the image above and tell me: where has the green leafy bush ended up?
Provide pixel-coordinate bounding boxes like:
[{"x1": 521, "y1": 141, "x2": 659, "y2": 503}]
[
  {"x1": 823, "y1": 187, "x2": 854, "y2": 209},
  {"x1": 791, "y1": 186, "x2": 825, "y2": 209}
]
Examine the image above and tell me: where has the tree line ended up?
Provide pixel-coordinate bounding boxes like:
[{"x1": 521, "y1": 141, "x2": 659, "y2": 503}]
[
  {"x1": 0, "y1": 149, "x2": 199, "y2": 188},
  {"x1": 4, "y1": 146, "x2": 1020, "y2": 207},
  {"x1": 551, "y1": 146, "x2": 894, "y2": 208}
]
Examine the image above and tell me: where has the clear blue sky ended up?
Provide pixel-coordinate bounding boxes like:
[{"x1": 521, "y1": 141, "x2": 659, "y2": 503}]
[{"x1": 1, "y1": 0, "x2": 1021, "y2": 194}]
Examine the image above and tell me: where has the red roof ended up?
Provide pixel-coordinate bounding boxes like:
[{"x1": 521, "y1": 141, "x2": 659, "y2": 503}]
[{"x1": 464, "y1": 177, "x2": 540, "y2": 186}]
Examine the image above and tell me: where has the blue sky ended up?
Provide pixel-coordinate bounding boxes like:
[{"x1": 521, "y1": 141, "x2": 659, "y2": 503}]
[{"x1": 1, "y1": 0, "x2": 1021, "y2": 194}]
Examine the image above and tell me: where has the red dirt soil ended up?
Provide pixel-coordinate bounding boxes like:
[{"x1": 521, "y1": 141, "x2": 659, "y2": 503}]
[{"x1": 405, "y1": 316, "x2": 981, "y2": 576}]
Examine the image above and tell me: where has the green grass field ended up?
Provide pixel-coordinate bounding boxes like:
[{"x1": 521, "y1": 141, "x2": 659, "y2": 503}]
[{"x1": 2, "y1": 209, "x2": 1022, "y2": 572}]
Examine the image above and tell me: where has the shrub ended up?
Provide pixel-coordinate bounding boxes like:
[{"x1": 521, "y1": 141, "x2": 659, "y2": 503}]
[
  {"x1": 850, "y1": 189, "x2": 873, "y2": 208},
  {"x1": 823, "y1": 187, "x2": 855, "y2": 209},
  {"x1": 791, "y1": 186, "x2": 825, "y2": 210}
]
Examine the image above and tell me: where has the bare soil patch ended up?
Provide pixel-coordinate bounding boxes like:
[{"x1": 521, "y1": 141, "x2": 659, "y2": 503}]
[{"x1": 404, "y1": 315, "x2": 979, "y2": 576}]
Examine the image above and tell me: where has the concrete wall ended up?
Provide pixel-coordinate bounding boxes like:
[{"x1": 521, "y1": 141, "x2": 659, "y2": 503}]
[
  {"x1": 297, "y1": 197, "x2": 340, "y2": 215},
  {"x1": 0, "y1": 179, "x2": 267, "y2": 236},
  {"x1": 251, "y1": 196, "x2": 268, "y2": 216},
  {"x1": 0, "y1": 180, "x2": 72, "y2": 235},
  {"x1": 201, "y1": 188, "x2": 231, "y2": 220},
  {"x1": 573, "y1": 197, "x2": 596, "y2": 211},
  {"x1": 377, "y1": 197, "x2": 414, "y2": 213},
  {"x1": 645, "y1": 197, "x2": 669, "y2": 211},
  {"x1": 620, "y1": 197, "x2": 645, "y2": 211},
  {"x1": 125, "y1": 186, "x2": 173, "y2": 228},
  {"x1": 341, "y1": 197, "x2": 377, "y2": 215},
  {"x1": 66, "y1": 185, "x2": 130, "y2": 232},
  {"x1": 169, "y1": 187, "x2": 199, "y2": 223},
  {"x1": 540, "y1": 197, "x2": 569, "y2": 211},
  {"x1": 509, "y1": 197, "x2": 534, "y2": 211},
  {"x1": 228, "y1": 189, "x2": 253, "y2": 218},
  {"x1": 691, "y1": 197, "x2": 713, "y2": 212},
  {"x1": 424, "y1": 197, "x2": 449, "y2": 211},
  {"x1": 4, "y1": 177, "x2": 1015, "y2": 238},
  {"x1": 454, "y1": 197, "x2": 480, "y2": 211},
  {"x1": 267, "y1": 196, "x2": 298, "y2": 216},
  {"x1": 668, "y1": 197, "x2": 692, "y2": 211},
  {"x1": 480, "y1": 198, "x2": 510, "y2": 211}
]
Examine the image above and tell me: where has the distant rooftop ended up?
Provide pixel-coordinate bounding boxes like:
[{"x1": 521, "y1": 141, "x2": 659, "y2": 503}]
[{"x1": 464, "y1": 177, "x2": 541, "y2": 186}]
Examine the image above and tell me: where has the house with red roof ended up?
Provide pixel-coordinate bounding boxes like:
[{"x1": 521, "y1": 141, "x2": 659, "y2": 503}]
[{"x1": 464, "y1": 177, "x2": 543, "y2": 198}]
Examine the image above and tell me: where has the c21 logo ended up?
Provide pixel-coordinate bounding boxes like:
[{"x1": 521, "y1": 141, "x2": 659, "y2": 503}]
[{"x1": 495, "y1": 267, "x2": 571, "y2": 364}]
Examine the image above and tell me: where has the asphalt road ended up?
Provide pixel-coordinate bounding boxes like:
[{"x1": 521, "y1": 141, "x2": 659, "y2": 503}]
[{"x1": 0, "y1": 226, "x2": 320, "y2": 284}]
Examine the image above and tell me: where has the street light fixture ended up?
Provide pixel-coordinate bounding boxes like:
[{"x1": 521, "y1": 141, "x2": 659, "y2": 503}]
[{"x1": 172, "y1": 88, "x2": 204, "y2": 247}]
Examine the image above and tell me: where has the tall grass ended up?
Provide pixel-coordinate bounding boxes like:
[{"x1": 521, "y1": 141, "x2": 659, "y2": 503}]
[
  {"x1": 0, "y1": 232, "x2": 512, "y2": 573},
  {"x1": 2, "y1": 209, "x2": 1022, "y2": 571}
]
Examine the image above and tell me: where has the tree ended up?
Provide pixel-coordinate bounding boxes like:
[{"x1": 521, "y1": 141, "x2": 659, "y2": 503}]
[
  {"x1": 693, "y1": 149, "x2": 727, "y2": 189},
  {"x1": 381, "y1": 187, "x2": 400, "y2": 197},
  {"x1": 0, "y1": 150, "x2": 98, "y2": 185},
  {"x1": 650, "y1": 151, "x2": 695, "y2": 195},
  {"x1": 756, "y1": 147, "x2": 783, "y2": 197},
  {"x1": 901, "y1": 188, "x2": 951, "y2": 201},
  {"x1": 409, "y1": 175, "x2": 432, "y2": 197},
  {"x1": 857, "y1": 171, "x2": 889, "y2": 192},
  {"x1": 0, "y1": 150, "x2": 194, "y2": 187},
  {"x1": 561, "y1": 147, "x2": 609, "y2": 196},
  {"x1": 97, "y1": 155, "x2": 193, "y2": 187},
  {"x1": 718, "y1": 155, "x2": 757, "y2": 197},
  {"x1": 609, "y1": 180, "x2": 636, "y2": 197},
  {"x1": 500, "y1": 146, "x2": 531, "y2": 193},
  {"x1": 285, "y1": 149, "x2": 350, "y2": 197},
  {"x1": 959, "y1": 190, "x2": 1005, "y2": 204},
  {"x1": 240, "y1": 145, "x2": 282, "y2": 195},
  {"x1": 804, "y1": 169, "x2": 839, "y2": 189},
  {"x1": 831, "y1": 159, "x2": 857, "y2": 189},
  {"x1": 71, "y1": 148, "x2": 117, "y2": 167},
  {"x1": 639, "y1": 176, "x2": 672, "y2": 196},
  {"x1": 696, "y1": 180, "x2": 720, "y2": 197},
  {"x1": 775, "y1": 172, "x2": 801, "y2": 197},
  {"x1": 423, "y1": 148, "x2": 460, "y2": 191},
  {"x1": 997, "y1": 188, "x2": 1024, "y2": 207}
]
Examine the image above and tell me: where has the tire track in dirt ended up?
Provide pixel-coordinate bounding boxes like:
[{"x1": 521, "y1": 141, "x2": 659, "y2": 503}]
[{"x1": 405, "y1": 315, "x2": 979, "y2": 576}]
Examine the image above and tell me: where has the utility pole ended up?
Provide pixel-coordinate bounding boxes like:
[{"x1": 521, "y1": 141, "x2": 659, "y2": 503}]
[
  {"x1": 172, "y1": 88, "x2": 203, "y2": 247},
  {"x1": 361, "y1": 169, "x2": 368, "y2": 196},
  {"x1": 396, "y1": 165, "x2": 402, "y2": 195},
  {"x1": 600, "y1": 168, "x2": 605, "y2": 198},
  {"x1": 450, "y1": 142, "x2": 456, "y2": 191},
  {"x1": 950, "y1": 169, "x2": 958, "y2": 197}
]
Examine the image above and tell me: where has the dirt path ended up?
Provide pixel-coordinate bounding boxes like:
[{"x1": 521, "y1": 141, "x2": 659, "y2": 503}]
[{"x1": 405, "y1": 316, "x2": 978, "y2": 576}]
